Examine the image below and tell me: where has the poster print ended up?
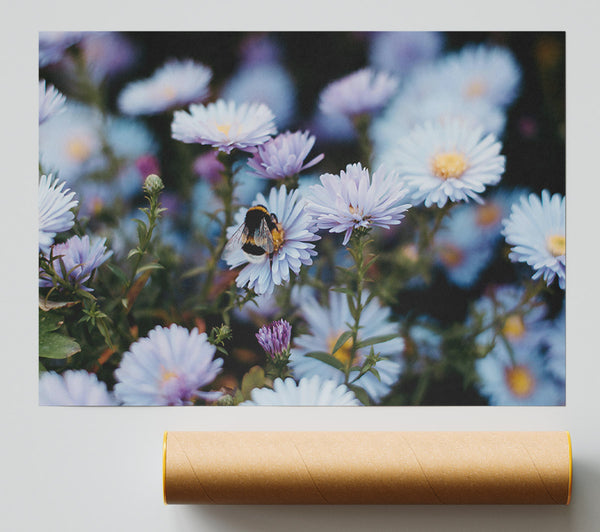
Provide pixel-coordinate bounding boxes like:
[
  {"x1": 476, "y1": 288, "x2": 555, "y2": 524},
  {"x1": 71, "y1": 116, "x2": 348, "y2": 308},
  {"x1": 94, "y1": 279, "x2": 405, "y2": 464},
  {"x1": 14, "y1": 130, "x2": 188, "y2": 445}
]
[{"x1": 38, "y1": 31, "x2": 565, "y2": 406}]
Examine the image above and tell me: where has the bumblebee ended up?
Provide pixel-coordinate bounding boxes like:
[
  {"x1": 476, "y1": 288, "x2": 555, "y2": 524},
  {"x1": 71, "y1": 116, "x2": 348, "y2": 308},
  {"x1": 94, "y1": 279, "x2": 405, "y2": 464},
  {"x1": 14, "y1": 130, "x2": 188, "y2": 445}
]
[{"x1": 225, "y1": 205, "x2": 284, "y2": 262}]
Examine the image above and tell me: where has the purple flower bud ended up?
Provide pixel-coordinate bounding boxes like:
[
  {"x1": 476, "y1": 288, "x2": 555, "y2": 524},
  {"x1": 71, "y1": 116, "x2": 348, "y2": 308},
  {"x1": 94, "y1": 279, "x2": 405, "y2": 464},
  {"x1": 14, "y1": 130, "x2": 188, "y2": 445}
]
[{"x1": 256, "y1": 319, "x2": 292, "y2": 360}]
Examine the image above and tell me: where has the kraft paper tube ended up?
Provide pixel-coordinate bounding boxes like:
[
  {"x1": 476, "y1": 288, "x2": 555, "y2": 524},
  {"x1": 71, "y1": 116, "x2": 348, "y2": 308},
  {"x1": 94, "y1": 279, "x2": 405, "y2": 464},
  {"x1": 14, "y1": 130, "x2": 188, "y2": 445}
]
[{"x1": 163, "y1": 431, "x2": 572, "y2": 505}]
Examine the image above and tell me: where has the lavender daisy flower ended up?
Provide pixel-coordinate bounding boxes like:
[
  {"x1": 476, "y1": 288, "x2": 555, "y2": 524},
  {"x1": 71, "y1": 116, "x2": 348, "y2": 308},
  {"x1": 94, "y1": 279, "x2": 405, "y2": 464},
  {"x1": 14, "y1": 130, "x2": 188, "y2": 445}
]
[
  {"x1": 393, "y1": 119, "x2": 505, "y2": 208},
  {"x1": 247, "y1": 131, "x2": 324, "y2": 180},
  {"x1": 319, "y1": 68, "x2": 399, "y2": 118},
  {"x1": 80, "y1": 32, "x2": 138, "y2": 83},
  {"x1": 39, "y1": 174, "x2": 78, "y2": 254},
  {"x1": 502, "y1": 190, "x2": 565, "y2": 289},
  {"x1": 39, "y1": 80, "x2": 65, "y2": 125},
  {"x1": 39, "y1": 370, "x2": 117, "y2": 406},
  {"x1": 442, "y1": 44, "x2": 521, "y2": 108},
  {"x1": 290, "y1": 291, "x2": 405, "y2": 403},
  {"x1": 224, "y1": 185, "x2": 319, "y2": 295},
  {"x1": 304, "y1": 163, "x2": 411, "y2": 245},
  {"x1": 369, "y1": 31, "x2": 444, "y2": 75},
  {"x1": 39, "y1": 31, "x2": 82, "y2": 67},
  {"x1": 118, "y1": 59, "x2": 212, "y2": 116},
  {"x1": 256, "y1": 319, "x2": 292, "y2": 360},
  {"x1": 114, "y1": 324, "x2": 223, "y2": 406},
  {"x1": 172, "y1": 99, "x2": 276, "y2": 154},
  {"x1": 40, "y1": 235, "x2": 112, "y2": 291},
  {"x1": 242, "y1": 376, "x2": 360, "y2": 406}
]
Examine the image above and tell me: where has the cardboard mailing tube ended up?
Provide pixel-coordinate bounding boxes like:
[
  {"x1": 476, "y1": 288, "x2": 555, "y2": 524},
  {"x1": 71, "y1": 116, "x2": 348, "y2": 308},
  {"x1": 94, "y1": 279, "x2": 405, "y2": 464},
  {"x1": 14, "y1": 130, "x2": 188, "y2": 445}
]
[{"x1": 163, "y1": 431, "x2": 572, "y2": 505}]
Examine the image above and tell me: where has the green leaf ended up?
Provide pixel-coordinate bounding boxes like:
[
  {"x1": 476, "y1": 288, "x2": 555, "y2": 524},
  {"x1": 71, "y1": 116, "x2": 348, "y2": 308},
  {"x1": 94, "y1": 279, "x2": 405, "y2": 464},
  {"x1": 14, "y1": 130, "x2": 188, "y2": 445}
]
[
  {"x1": 305, "y1": 351, "x2": 344, "y2": 371},
  {"x1": 330, "y1": 331, "x2": 353, "y2": 357},
  {"x1": 135, "y1": 262, "x2": 164, "y2": 275},
  {"x1": 240, "y1": 366, "x2": 266, "y2": 400},
  {"x1": 354, "y1": 333, "x2": 399, "y2": 349},
  {"x1": 39, "y1": 312, "x2": 63, "y2": 334},
  {"x1": 127, "y1": 248, "x2": 142, "y2": 260},
  {"x1": 348, "y1": 384, "x2": 371, "y2": 406},
  {"x1": 39, "y1": 331, "x2": 81, "y2": 359},
  {"x1": 106, "y1": 263, "x2": 128, "y2": 285},
  {"x1": 368, "y1": 367, "x2": 381, "y2": 382}
]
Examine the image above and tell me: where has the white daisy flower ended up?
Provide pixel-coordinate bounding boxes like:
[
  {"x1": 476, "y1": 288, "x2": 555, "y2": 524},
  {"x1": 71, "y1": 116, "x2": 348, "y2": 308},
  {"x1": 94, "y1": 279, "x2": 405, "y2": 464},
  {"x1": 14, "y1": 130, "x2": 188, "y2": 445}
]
[
  {"x1": 502, "y1": 190, "x2": 565, "y2": 289},
  {"x1": 39, "y1": 370, "x2": 116, "y2": 406},
  {"x1": 39, "y1": 174, "x2": 78, "y2": 254},
  {"x1": 172, "y1": 99, "x2": 277, "y2": 154},
  {"x1": 39, "y1": 80, "x2": 66, "y2": 125},
  {"x1": 224, "y1": 185, "x2": 320, "y2": 295},
  {"x1": 118, "y1": 59, "x2": 212, "y2": 116},
  {"x1": 393, "y1": 119, "x2": 505, "y2": 208},
  {"x1": 442, "y1": 44, "x2": 522, "y2": 108},
  {"x1": 290, "y1": 291, "x2": 405, "y2": 403},
  {"x1": 242, "y1": 376, "x2": 360, "y2": 406},
  {"x1": 304, "y1": 163, "x2": 411, "y2": 245}
]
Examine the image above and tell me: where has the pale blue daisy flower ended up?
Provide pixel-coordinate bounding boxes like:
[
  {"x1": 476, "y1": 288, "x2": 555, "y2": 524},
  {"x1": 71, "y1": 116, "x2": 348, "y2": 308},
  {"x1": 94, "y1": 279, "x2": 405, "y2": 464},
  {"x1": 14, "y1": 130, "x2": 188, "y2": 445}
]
[
  {"x1": 39, "y1": 80, "x2": 66, "y2": 125},
  {"x1": 319, "y1": 68, "x2": 399, "y2": 118},
  {"x1": 393, "y1": 119, "x2": 505, "y2": 208},
  {"x1": 39, "y1": 174, "x2": 78, "y2": 254},
  {"x1": 105, "y1": 116, "x2": 157, "y2": 160},
  {"x1": 246, "y1": 131, "x2": 324, "y2": 180},
  {"x1": 39, "y1": 102, "x2": 106, "y2": 183},
  {"x1": 39, "y1": 31, "x2": 82, "y2": 67},
  {"x1": 224, "y1": 185, "x2": 319, "y2": 295},
  {"x1": 435, "y1": 204, "x2": 496, "y2": 287},
  {"x1": 114, "y1": 324, "x2": 223, "y2": 405},
  {"x1": 475, "y1": 335, "x2": 564, "y2": 406},
  {"x1": 405, "y1": 319, "x2": 443, "y2": 363},
  {"x1": 289, "y1": 291, "x2": 405, "y2": 403},
  {"x1": 39, "y1": 370, "x2": 116, "y2": 406},
  {"x1": 222, "y1": 63, "x2": 297, "y2": 128},
  {"x1": 502, "y1": 190, "x2": 565, "y2": 289},
  {"x1": 545, "y1": 307, "x2": 565, "y2": 382},
  {"x1": 372, "y1": 91, "x2": 506, "y2": 168},
  {"x1": 241, "y1": 375, "x2": 360, "y2": 406},
  {"x1": 369, "y1": 31, "x2": 444, "y2": 75},
  {"x1": 472, "y1": 285, "x2": 548, "y2": 349},
  {"x1": 441, "y1": 44, "x2": 521, "y2": 108},
  {"x1": 40, "y1": 235, "x2": 112, "y2": 292},
  {"x1": 304, "y1": 163, "x2": 412, "y2": 245},
  {"x1": 172, "y1": 99, "x2": 277, "y2": 154},
  {"x1": 118, "y1": 59, "x2": 212, "y2": 116}
]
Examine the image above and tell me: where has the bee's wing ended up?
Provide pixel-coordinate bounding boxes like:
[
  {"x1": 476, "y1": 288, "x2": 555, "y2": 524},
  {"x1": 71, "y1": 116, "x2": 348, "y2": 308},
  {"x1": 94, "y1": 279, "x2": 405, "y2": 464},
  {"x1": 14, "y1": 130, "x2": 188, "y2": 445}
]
[
  {"x1": 224, "y1": 223, "x2": 250, "y2": 253},
  {"x1": 254, "y1": 217, "x2": 274, "y2": 254}
]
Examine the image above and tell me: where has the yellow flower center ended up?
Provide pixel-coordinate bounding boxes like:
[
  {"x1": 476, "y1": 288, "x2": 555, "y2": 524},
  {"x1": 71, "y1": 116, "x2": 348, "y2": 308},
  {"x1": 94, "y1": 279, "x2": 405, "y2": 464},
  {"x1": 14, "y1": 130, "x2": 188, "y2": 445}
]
[
  {"x1": 161, "y1": 370, "x2": 178, "y2": 386},
  {"x1": 464, "y1": 78, "x2": 487, "y2": 99},
  {"x1": 505, "y1": 365, "x2": 535, "y2": 398},
  {"x1": 476, "y1": 203, "x2": 501, "y2": 227},
  {"x1": 401, "y1": 244, "x2": 419, "y2": 263},
  {"x1": 271, "y1": 222, "x2": 285, "y2": 253},
  {"x1": 349, "y1": 204, "x2": 362, "y2": 216},
  {"x1": 502, "y1": 314, "x2": 526, "y2": 340},
  {"x1": 438, "y1": 244, "x2": 464, "y2": 267},
  {"x1": 160, "y1": 85, "x2": 177, "y2": 101},
  {"x1": 431, "y1": 151, "x2": 469, "y2": 179},
  {"x1": 66, "y1": 138, "x2": 92, "y2": 162},
  {"x1": 216, "y1": 123, "x2": 232, "y2": 136},
  {"x1": 546, "y1": 234, "x2": 565, "y2": 257},
  {"x1": 327, "y1": 334, "x2": 356, "y2": 366}
]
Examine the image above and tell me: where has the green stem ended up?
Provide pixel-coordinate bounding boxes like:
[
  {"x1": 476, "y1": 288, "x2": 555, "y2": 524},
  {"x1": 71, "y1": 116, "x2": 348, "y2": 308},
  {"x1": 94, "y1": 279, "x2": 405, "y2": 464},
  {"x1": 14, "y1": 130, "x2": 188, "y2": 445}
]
[
  {"x1": 353, "y1": 114, "x2": 372, "y2": 168},
  {"x1": 200, "y1": 152, "x2": 236, "y2": 304}
]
